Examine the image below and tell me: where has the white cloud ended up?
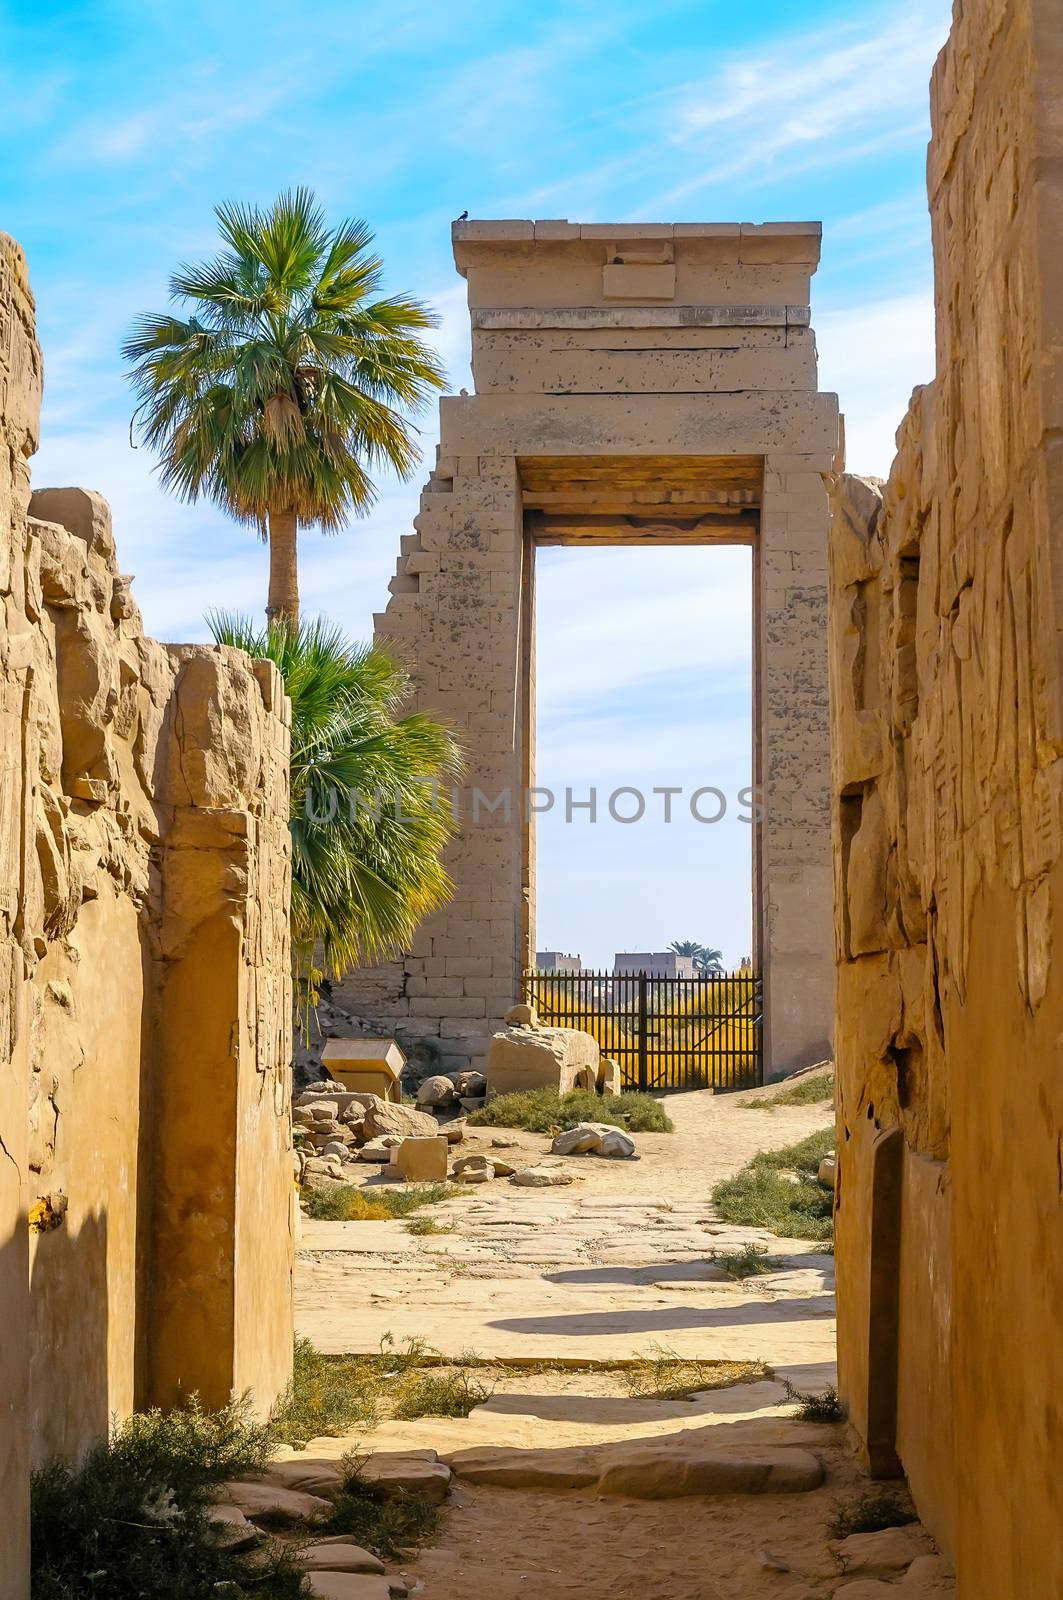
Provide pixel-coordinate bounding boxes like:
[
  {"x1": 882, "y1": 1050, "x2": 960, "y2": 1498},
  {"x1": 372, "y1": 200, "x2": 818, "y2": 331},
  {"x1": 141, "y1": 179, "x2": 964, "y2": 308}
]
[{"x1": 816, "y1": 289, "x2": 935, "y2": 478}]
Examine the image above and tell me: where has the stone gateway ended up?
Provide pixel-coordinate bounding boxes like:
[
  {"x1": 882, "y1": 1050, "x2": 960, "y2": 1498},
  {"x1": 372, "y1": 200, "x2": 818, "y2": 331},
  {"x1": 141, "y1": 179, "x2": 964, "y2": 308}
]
[{"x1": 339, "y1": 219, "x2": 840, "y2": 1080}]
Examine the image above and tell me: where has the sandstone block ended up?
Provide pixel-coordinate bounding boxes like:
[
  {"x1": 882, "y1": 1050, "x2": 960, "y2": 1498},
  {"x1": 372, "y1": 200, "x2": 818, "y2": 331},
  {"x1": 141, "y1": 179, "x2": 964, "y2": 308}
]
[
  {"x1": 829, "y1": 1525, "x2": 928, "y2": 1576},
  {"x1": 364, "y1": 1101, "x2": 441, "y2": 1141},
  {"x1": 512, "y1": 1165, "x2": 576, "y2": 1187},
  {"x1": 394, "y1": 1136, "x2": 449, "y2": 1181},
  {"x1": 305, "y1": 1576, "x2": 391, "y2": 1600},
  {"x1": 222, "y1": 1480, "x2": 331, "y2": 1522},
  {"x1": 597, "y1": 1057, "x2": 622, "y2": 1095},
  {"x1": 487, "y1": 1024, "x2": 599, "y2": 1096},
  {"x1": 356, "y1": 1450, "x2": 452, "y2": 1503}
]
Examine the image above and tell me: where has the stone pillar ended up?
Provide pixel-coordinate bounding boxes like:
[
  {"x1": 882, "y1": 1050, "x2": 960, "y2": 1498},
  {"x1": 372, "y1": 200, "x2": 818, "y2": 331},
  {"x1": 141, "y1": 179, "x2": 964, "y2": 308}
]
[
  {"x1": 759, "y1": 453, "x2": 835, "y2": 1073},
  {"x1": 149, "y1": 648, "x2": 294, "y2": 1413}
]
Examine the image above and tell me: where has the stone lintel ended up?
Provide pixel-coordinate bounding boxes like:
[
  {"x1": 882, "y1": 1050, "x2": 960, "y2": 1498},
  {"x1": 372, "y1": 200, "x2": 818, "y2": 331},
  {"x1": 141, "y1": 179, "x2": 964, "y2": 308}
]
[
  {"x1": 471, "y1": 306, "x2": 811, "y2": 331},
  {"x1": 453, "y1": 220, "x2": 823, "y2": 275},
  {"x1": 438, "y1": 391, "x2": 841, "y2": 459}
]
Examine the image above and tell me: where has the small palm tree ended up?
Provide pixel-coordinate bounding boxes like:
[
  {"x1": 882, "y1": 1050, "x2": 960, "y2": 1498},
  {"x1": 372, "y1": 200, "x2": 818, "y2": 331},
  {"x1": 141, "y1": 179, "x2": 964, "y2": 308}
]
[
  {"x1": 125, "y1": 189, "x2": 445, "y2": 621},
  {"x1": 211, "y1": 613, "x2": 461, "y2": 992},
  {"x1": 669, "y1": 939, "x2": 725, "y2": 975}
]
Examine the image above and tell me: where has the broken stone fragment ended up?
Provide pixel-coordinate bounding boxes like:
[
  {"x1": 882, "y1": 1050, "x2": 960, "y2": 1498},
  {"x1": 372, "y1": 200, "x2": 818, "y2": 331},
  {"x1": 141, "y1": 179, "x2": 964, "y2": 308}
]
[
  {"x1": 502, "y1": 1002, "x2": 538, "y2": 1026},
  {"x1": 363, "y1": 1099, "x2": 440, "y2": 1141},
  {"x1": 817, "y1": 1153, "x2": 837, "y2": 1188},
  {"x1": 447, "y1": 1068, "x2": 487, "y2": 1096},
  {"x1": 415, "y1": 1073, "x2": 458, "y2": 1107},
  {"x1": 452, "y1": 1154, "x2": 496, "y2": 1182},
  {"x1": 357, "y1": 1137, "x2": 403, "y2": 1162},
  {"x1": 828, "y1": 1525, "x2": 928, "y2": 1576},
  {"x1": 550, "y1": 1122, "x2": 613, "y2": 1155},
  {"x1": 512, "y1": 1165, "x2": 576, "y2": 1187},
  {"x1": 598, "y1": 1128, "x2": 636, "y2": 1159}
]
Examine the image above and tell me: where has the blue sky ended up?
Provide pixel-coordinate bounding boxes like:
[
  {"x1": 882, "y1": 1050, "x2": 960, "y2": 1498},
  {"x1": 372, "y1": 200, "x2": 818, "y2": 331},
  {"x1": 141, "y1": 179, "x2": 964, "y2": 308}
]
[{"x1": 1, "y1": 0, "x2": 950, "y2": 967}]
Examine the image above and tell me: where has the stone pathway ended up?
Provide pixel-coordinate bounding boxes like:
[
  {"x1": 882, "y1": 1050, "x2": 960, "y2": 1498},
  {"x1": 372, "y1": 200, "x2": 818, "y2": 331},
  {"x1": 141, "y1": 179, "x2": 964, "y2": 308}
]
[
  {"x1": 296, "y1": 1087, "x2": 836, "y2": 1382},
  {"x1": 286, "y1": 1087, "x2": 957, "y2": 1598}
]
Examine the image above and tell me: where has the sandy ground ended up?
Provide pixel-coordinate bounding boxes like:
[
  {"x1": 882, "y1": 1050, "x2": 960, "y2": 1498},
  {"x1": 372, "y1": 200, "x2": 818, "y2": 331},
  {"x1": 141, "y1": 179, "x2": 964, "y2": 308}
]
[{"x1": 289, "y1": 1087, "x2": 953, "y2": 1598}]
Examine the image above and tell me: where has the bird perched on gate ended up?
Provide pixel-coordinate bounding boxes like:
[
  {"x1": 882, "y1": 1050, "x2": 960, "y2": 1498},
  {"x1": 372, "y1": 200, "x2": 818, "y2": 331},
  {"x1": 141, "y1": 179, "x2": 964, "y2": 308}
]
[{"x1": 456, "y1": 210, "x2": 469, "y2": 222}]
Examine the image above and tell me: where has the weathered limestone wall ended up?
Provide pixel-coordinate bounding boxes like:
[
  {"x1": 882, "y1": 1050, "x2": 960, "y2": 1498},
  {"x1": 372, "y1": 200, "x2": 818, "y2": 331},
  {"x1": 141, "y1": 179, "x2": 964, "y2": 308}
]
[
  {"x1": 340, "y1": 221, "x2": 838, "y2": 1078},
  {"x1": 830, "y1": 2, "x2": 1063, "y2": 1591},
  {"x1": 0, "y1": 235, "x2": 294, "y2": 1599}
]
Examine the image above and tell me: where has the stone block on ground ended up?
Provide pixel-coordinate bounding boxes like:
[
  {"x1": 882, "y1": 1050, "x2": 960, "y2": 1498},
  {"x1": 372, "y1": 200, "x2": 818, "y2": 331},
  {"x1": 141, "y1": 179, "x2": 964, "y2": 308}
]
[
  {"x1": 829, "y1": 1525, "x2": 928, "y2": 1576},
  {"x1": 593, "y1": 1444, "x2": 825, "y2": 1498},
  {"x1": 416, "y1": 1074, "x2": 458, "y2": 1107},
  {"x1": 299, "y1": 1540, "x2": 386, "y2": 1574},
  {"x1": 206, "y1": 1503, "x2": 259, "y2": 1550},
  {"x1": 260, "y1": 1459, "x2": 345, "y2": 1499},
  {"x1": 452, "y1": 1153, "x2": 496, "y2": 1183},
  {"x1": 817, "y1": 1153, "x2": 837, "y2": 1188},
  {"x1": 448, "y1": 1068, "x2": 487, "y2": 1096},
  {"x1": 394, "y1": 1135, "x2": 449, "y2": 1181},
  {"x1": 305, "y1": 1575, "x2": 391, "y2": 1600},
  {"x1": 222, "y1": 1479, "x2": 332, "y2": 1522},
  {"x1": 512, "y1": 1164, "x2": 576, "y2": 1186},
  {"x1": 358, "y1": 1135, "x2": 405, "y2": 1161},
  {"x1": 356, "y1": 1450, "x2": 452, "y2": 1504},
  {"x1": 487, "y1": 1023, "x2": 600, "y2": 1096},
  {"x1": 445, "y1": 1444, "x2": 601, "y2": 1489},
  {"x1": 364, "y1": 1100, "x2": 441, "y2": 1141},
  {"x1": 597, "y1": 1056, "x2": 622, "y2": 1094},
  {"x1": 503, "y1": 1003, "x2": 538, "y2": 1026},
  {"x1": 598, "y1": 1127, "x2": 636, "y2": 1158}
]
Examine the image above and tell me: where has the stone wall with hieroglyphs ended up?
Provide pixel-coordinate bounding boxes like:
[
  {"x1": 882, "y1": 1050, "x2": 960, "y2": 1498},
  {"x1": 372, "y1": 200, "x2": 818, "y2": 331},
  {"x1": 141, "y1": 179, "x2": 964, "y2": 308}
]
[
  {"x1": 830, "y1": 2, "x2": 1063, "y2": 1591},
  {"x1": 0, "y1": 234, "x2": 295, "y2": 1600}
]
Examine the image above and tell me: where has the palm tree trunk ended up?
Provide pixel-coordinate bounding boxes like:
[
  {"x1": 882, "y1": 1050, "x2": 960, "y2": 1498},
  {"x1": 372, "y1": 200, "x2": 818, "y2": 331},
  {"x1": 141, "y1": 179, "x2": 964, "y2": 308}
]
[{"x1": 266, "y1": 506, "x2": 299, "y2": 623}]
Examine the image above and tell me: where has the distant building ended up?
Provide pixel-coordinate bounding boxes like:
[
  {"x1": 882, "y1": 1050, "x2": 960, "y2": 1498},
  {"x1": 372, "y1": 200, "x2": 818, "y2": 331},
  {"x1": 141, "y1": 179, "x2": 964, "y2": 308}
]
[
  {"x1": 613, "y1": 951, "x2": 696, "y2": 979},
  {"x1": 536, "y1": 950, "x2": 582, "y2": 974}
]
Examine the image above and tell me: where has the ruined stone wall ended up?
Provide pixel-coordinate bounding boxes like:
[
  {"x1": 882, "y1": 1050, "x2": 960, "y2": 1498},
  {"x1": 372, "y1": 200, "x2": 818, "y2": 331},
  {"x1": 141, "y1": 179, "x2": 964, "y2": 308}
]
[
  {"x1": 830, "y1": 2, "x2": 1063, "y2": 1590},
  {"x1": 0, "y1": 235, "x2": 294, "y2": 1599}
]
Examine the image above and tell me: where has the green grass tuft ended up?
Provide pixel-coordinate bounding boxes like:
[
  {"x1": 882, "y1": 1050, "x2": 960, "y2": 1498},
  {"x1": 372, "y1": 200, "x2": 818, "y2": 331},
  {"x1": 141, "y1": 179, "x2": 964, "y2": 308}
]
[
  {"x1": 302, "y1": 1180, "x2": 455, "y2": 1222},
  {"x1": 467, "y1": 1086, "x2": 672, "y2": 1134},
  {"x1": 712, "y1": 1127, "x2": 836, "y2": 1241},
  {"x1": 742, "y1": 1070, "x2": 835, "y2": 1110},
  {"x1": 623, "y1": 1347, "x2": 768, "y2": 1401},
  {"x1": 714, "y1": 1242, "x2": 778, "y2": 1278},
  {"x1": 321, "y1": 1455, "x2": 439, "y2": 1557},
  {"x1": 828, "y1": 1486, "x2": 917, "y2": 1540},
  {"x1": 783, "y1": 1379, "x2": 847, "y2": 1423},
  {"x1": 393, "y1": 1368, "x2": 492, "y2": 1419},
  {"x1": 406, "y1": 1214, "x2": 455, "y2": 1236},
  {"x1": 270, "y1": 1337, "x2": 383, "y2": 1445},
  {"x1": 30, "y1": 1398, "x2": 303, "y2": 1600}
]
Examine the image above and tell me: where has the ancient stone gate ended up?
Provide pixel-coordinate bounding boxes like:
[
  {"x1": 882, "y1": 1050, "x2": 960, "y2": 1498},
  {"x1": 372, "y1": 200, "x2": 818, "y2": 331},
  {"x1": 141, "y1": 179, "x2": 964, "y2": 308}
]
[{"x1": 339, "y1": 220, "x2": 839, "y2": 1078}]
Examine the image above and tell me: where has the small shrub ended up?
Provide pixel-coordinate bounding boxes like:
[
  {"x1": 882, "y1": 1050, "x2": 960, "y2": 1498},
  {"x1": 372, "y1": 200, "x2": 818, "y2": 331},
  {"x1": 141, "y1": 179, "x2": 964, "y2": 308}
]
[
  {"x1": 31, "y1": 1399, "x2": 302, "y2": 1600},
  {"x1": 714, "y1": 1242, "x2": 777, "y2": 1278},
  {"x1": 406, "y1": 1215, "x2": 454, "y2": 1236},
  {"x1": 712, "y1": 1127, "x2": 836, "y2": 1241},
  {"x1": 783, "y1": 1379, "x2": 847, "y2": 1422},
  {"x1": 303, "y1": 1180, "x2": 454, "y2": 1222},
  {"x1": 623, "y1": 1347, "x2": 768, "y2": 1401},
  {"x1": 270, "y1": 1337, "x2": 382, "y2": 1444},
  {"x1": 393, "y1": 1368, "x2": 492, "y2": 1419},
  {"x1": 321, "y1": 1455, "x2": 439, "y2": 1557},
  {"x1": 742, "y1": 1071, "x2": 834, "y2": 1110},
  {"x1": 467, "y1": 1086, "x2": 672, "y2": 1134},
  {"x1": 828, "y1": 1486, "x2": 917, "y2": 1540}
]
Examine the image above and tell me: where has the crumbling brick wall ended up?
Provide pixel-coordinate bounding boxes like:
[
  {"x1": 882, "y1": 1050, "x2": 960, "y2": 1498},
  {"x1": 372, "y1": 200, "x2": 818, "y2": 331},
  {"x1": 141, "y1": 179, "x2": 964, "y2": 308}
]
[
  {"x1": 0, "y1": 234, "x2": 294, "y2": 1599},
  {"x1": 830, "y1": 1, "x2": 1063, "y2": 1590}
]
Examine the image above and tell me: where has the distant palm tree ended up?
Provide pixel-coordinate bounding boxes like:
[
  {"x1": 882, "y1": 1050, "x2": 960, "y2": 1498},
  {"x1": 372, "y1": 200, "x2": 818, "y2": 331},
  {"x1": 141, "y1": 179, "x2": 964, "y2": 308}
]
[
  {"x1": 125, "y1": 188, "x2": 445, "y2": 621},
  {"x1": 669, "y1": 939, "x2": 725, "y2": 975},
  {"x1": 211, "y1": 613, "x2": 461, "y2": 993}
]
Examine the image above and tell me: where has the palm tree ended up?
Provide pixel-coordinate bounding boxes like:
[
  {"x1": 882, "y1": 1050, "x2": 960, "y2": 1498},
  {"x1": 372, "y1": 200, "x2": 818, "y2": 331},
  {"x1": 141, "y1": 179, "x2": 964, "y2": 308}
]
[
  {"x1": 211, "y1": 613, "x2": 461, "y2": 993},
  {"x1": 669, "y1": 939, "x2": 725, "y2": 975},
  {"x1": 125, "y1": 189, "x2": 445, "y2": 622}
]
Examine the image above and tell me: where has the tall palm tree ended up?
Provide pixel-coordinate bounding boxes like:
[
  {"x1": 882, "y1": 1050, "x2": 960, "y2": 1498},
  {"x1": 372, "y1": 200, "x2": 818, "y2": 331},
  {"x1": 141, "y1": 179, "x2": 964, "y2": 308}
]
[
  {"x1": 125, "y1": 189, "x2": 445, "y2": 621},
  {"x1": 211, "y1": 613, "x2": 461, "y2": 993},
  {"x1": 669, "y1": 939, "x2": 725, "y2": 975}
]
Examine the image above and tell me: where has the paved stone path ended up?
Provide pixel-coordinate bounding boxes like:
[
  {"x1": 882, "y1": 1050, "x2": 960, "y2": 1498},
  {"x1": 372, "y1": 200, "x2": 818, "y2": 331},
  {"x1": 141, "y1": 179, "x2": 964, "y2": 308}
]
[{"x1": 296, "y1": 1088, "x2": 836, "y2": 1383}]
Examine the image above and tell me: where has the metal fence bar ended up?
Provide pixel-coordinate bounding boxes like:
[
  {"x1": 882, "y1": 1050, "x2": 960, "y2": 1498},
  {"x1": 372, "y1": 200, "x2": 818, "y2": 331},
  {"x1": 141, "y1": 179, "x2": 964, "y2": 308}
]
[{"x1": 522, "y1": 968, "x2": 763, "y2": 1092}]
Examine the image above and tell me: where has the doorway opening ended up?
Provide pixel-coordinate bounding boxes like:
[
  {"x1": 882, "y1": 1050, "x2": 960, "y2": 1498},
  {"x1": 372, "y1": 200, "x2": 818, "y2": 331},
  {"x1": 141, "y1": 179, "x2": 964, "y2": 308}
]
[{"x1": 530, "y1": 542, "x2": 757, "y2": 1087}]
